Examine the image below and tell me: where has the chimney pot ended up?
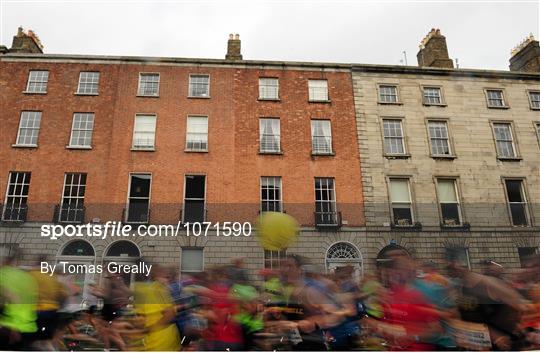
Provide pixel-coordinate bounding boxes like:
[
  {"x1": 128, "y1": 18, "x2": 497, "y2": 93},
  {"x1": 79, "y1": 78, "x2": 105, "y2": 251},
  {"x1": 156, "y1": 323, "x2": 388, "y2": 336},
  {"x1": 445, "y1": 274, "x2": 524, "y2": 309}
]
[
  {"x1": 225, "y1": 33, "x2": 242, "y2": 60},
  {"x1": 509, "y1": 34, "x2": 539, "y2": 72},
  {"x1": 416, "y1": 28, "x2": 453, "y2": 68}
]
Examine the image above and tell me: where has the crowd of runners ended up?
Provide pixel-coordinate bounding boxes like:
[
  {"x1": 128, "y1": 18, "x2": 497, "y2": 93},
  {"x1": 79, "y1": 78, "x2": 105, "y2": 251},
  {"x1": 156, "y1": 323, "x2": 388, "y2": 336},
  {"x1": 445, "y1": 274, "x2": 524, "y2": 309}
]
[{"x1": 1, "y1": 247, "x2": 540, "y2": 351}]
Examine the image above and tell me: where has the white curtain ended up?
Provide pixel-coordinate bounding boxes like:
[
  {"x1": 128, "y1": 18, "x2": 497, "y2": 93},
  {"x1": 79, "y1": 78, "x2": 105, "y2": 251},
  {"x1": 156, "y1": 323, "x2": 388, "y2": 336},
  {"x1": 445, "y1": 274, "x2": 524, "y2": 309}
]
[
  {"x1": 437, "y1": 180, "x2": 457, "y2": 202},
  {"x1": 389, "y1": 179, "x2": 410, "y2": 202}
]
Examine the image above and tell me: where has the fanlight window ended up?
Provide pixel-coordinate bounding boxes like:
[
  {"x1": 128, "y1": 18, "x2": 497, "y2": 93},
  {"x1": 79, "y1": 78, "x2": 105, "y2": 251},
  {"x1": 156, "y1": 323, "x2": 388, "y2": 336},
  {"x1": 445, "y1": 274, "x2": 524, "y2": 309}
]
[
  {"x1": 106, "y1": 241, "x2": 140, "y2": 257},
  {"x1": 61, "y1": 240, "x2": 95, "y2": 256},
  {"x1": 326, "y1": 242, "x2": 360, "y2": 260}
]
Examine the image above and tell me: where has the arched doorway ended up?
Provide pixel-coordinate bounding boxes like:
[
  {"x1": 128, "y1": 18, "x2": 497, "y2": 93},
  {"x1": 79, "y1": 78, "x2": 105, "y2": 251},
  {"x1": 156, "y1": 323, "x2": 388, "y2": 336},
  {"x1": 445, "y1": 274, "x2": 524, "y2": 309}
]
[
  {"x1": 326, "y1": 242, "x2": 363, "y2": 280},
  {"x1": 103, "y1": 240, "x2": 141, "y2": 286},
  {"x1": 56, "y1": 240, "x2": 96, "y2": 310},
  {"x1": 376, "y1": 244, "x2": 410, "y2": 266}
]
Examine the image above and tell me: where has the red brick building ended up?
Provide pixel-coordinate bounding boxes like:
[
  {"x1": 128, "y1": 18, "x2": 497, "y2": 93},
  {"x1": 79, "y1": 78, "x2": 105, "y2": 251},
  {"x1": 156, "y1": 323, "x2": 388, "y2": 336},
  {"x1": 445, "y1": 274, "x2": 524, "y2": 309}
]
[{"x1": 0, "y1": 30, "x2": 364, "y2": 281}]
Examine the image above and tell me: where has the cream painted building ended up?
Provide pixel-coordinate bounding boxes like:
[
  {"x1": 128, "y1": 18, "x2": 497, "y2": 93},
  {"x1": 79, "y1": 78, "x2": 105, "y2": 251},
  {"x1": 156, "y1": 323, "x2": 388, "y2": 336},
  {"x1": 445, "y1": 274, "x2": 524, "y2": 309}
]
[{"x1": 352, "y1": 30, "x2": 540, "y2": 272}]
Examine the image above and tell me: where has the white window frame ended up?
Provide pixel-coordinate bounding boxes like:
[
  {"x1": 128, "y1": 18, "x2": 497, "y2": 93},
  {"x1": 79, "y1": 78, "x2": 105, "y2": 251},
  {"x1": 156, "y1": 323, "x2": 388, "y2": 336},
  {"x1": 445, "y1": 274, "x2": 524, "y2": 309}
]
[
  {"x1": 2, "y1": 172, "x2": 31, "y2": 222},
  {"x1": 503, "y1": 178, "x2": 531, "y2": 227},
  {"x1": 485, "y1": 89, "x2": 507, "y2": 108},
  {"x1": 311, "y1": 120, "x2": 333, "y2": 155},
  {"x1": 182, "y1": 174, "x2": 206, "y2": 223},
  {"x1": 422, "y1": 86, "x2": 443, "y2": 105},
  {"x1": 15, "y1": 111, "x2": 42, "y2": 147},
  {"x1": 315, "y1": 177, "x2": 338, "y2": 225},
  {"x1": 126, "y1": 173, "x2": 152, "y2": 223},
  {"x1": 436, "y1": 178, "x2": 462, "y2": 226},
  {"x1": 491, "y1": 122, "x2": 518, "y2": 159},
  {"x1": 25, "y1": 70, "x2": 49, "y2": 93},
  {"x1": 259, "y1": 118, "x2": 281, "y2": 153},
  {"x1": 261, "y1": 176, "x2": 282, "y2": 212},
  {"x1": 378, "y1": 85, "x2": 399, "y2": 104},
  {"x1": 185, "y1": 116, "x2": 208, "y2": 152},
  {"x1": 529, "y1": 91, "x2": 540, "y2": 110},
  {"x1": 259, "y1": 78, "x2": 279, "y2": 100},
  {"x1": 188, "y1": 74, "x2": 210, "y2": 98},
  {"x1": 59, "y1": 173, "x2": 87, "y2": 223},
  {"x1": 137, "y1": 73, "x2": 160, "y2": 97},
  {"x1": 132, "y1": 114, "x2": 157, "y2": 150},
  {"x1": 382, "y1": 118, "x2": 406, "y2": 155},
  {"x1": 308, "y1": 79, "x2": 328, "y2": 102},
  {"x1": 264, "y1": 249, "x2": 287, "y2": 269},
  {"x1": 388, "y1": 178, "x2": 414, "y2": 226},
  {"x1": 69, "y1": 113, "x2": 94, "y2": 148},
  {"x1": 77, "y1": 72, "x2": 100, "y2": 95},
  {"x1": 427, "y1": 120, "x2": 452, "y2": 156}
]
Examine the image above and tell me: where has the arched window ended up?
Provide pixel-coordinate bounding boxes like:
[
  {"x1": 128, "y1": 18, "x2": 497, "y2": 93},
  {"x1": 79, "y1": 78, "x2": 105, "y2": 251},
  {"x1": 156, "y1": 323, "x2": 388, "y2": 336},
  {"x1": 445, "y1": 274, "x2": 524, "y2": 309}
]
[
  {"x1": 105, "y1": 240, "x2": 140, "y2": 258},
  {"x1": 327, "y1": 242, "x2": 360, "y2": 261},
  {"x1": 326, "y1": 242, "x2": 363, "y2": 280},
  {"x1": 61, "y1": 240, "x2": 95, "y2": 256}
]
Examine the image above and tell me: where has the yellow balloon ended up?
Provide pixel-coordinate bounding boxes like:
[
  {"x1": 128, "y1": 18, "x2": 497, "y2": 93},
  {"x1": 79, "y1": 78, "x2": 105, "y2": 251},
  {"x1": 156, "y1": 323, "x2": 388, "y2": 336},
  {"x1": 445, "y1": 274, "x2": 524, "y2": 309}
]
[{"x1": 256, "y1": 212, "x2": 299, "y2": 251}]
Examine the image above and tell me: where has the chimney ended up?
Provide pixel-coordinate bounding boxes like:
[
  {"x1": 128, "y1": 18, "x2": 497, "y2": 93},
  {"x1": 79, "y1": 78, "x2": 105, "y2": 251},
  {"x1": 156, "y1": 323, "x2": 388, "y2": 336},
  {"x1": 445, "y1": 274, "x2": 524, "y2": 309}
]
[
  {"x1": 509, "y1": 34, "x2": 540, "y2": 73},
  {"x1": 9, "y1": 26, "x2": 44, "y2": 54},
  {"x1": 225, "y1": 33, "x2": 242, "y2": 60},
  {"x1": 417, "y1": 28, "x2": 453, "y2": 68}
]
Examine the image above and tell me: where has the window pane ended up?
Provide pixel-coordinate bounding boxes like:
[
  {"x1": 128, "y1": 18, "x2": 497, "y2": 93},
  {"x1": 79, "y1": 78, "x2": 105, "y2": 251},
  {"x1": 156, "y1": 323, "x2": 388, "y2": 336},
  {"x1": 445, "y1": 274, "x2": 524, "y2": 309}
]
[
  {"x1": 261, "y1": 177, "x2": 282, "y2": 212},
  {"x1": 437, "y1": 180, "x2": 457, "y2": 202},
  {"x1": 260, "y1": 118, "x2": 280, "y2": 152},
  {"x1": 441, "y1": 204, "x2": 460, "y2": 223},
  {"x1": 129, "y1": 174, "x2": 151, "y2": 198},
  {"x1": 530, "y1": 92, "x2": 540, "y2": 108},
  {"x1": 189, "y1": 75, "x2": 209, "y2": 97},
  {"x1": 133, "y1": 115, "x2": 156, "y2": 148},
  {"x1": 379, "y1": 85, "x2": 398, "y2": 103},
  {"x1": 26, "y1": 70, "x2": 49, "y2": 93},
  {"x1": 308, "y1": 80, "x2": 328, "y2": 101},
  {"x1": 505, "y1": 180, "x2": 524, "y2": 202},
  {"x1": 186, "y1": 116, "x2": 208, "y2": 151},
  {"x1": 3, "y1": 172, "x2": 31, "y2": 221},
  {"x1": 181, "y1": 249, "x2": 204, "y2": 272},
  {"x1": 138, "y1": 73, "x2": 160, "y2": 96},
  {"x1": 392, "y1": 205, "x2": 413, "y2": 225},
  {"x1": 311, "y1": 120, "x2": 332, "y2": 154},
  {"x1": 382, "y1": 119, "x2": 404, "y2": 154},
  {"x1": 259, "y1": 78, "x2": 279, "y2": 99},
  {"x1": 389, "y1": 179, "x2": 410, "y2": 202},
  {"x1": 17, "y1": 111, "x2": 42, "y2": 145},
  {"x1": 185, "y1": 175, "x2": 205, "y2": 199}
]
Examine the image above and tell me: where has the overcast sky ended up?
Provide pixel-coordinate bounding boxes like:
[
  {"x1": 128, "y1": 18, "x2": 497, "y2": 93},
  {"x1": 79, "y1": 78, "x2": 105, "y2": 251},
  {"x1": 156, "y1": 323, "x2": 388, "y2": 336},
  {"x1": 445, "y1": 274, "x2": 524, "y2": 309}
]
[{"x1": 1, "y1": 0, "x2": 539, "y2": 70}]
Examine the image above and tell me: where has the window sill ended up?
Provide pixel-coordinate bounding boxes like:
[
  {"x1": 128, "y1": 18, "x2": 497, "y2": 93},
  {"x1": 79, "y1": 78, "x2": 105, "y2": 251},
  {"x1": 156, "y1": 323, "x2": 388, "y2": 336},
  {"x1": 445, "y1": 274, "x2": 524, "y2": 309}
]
[
  {"x1": 311, "y1": 152, "x2": 335, "y2": 156},
  {"x1": 378, "y1": 101, "x2": 402, "y2": 105},
  {"x1": 136, "y1": 94, "x2": 160, "y2": 98},
  {"x1": 187, "y1": 95, "x2": 211, "y2": 99},
  {"x1": 12, "y1": 144, "x2": 38, "y2": 149},
  {"x1": 259, "y1": 151, "x2": 283, "y2": 155},
  {"x1": 497, "y1": 157, "x2": 522, "y2": 161},
  {"x1": 184, "y1": 149, "x2": 208, "y2": 153},
  {"x1": 22, "y1": 91, "x2": 47, "y2": 95},
  {"x1": 384, "y1": 154, "x2": 410, "y2": 159},
  {"x1": 530, "y1": 107, "x2": 540, "y2": 110},
  {"x1": 75, "y1": 92, "x2": 99, "y2": 96},
  {"x1": 66, "y1": 145, "x2": 92, "y2": 150},
  {"x1": 258, "y1": 98, "x2": 281, "y2": 102},
  {"x1": 391, "y1": 222, "x2": 422, "y2": 231},
  {"x1": 308, "y1": 99, "x2": 331, "y2": 104},
  {"x1": 131, "y1": 147, "x2": 156, "y2": 152},
  {"x1": 440, "y1": 222, "x2": 470, "y2": 231},
  {"x1": 423, "y1": 103, "x2": 447, "y2": 107},
  {"x1": 431, "y1": 154, "x2": 457, "y2": 160},
  {"x1": 487, "y1": 105, "x2": 510, "y2": 109}
]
